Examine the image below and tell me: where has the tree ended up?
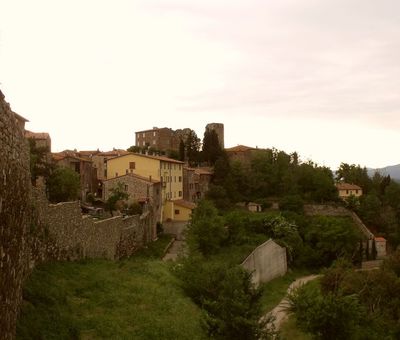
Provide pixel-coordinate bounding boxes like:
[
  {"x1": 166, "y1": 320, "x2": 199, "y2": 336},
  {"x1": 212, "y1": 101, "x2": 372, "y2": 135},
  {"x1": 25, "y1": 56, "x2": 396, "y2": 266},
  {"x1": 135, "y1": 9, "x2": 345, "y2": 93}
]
[
  {"x1": 175, "y1": 258, "x2": 272, "y2": 339},
  {"x1": 127, "y1": 145, "x2": 141, "y2": 153},
  {"x1": 202, "y1": 129, "x2": 223, "y2": 165},
  {"x1": 28, "y1": 138, "x2": 52, "y2": 185},
  {"x1": 186, "y1": 200, "x2": 227, "y2": 256},
  {"x1": 185, "y1": 130, "x2": 200, "y2": 165},
  {"x1": 47, "y1": 167, "x2": 81, "y2": 203},
  {"x1": 179, "y1": 138, "x2": 185, "y2": 161},
  {"x1": 106, "y1": 182, "x2": 129, "y2": 216},
  {"x1": 336, "y1": 163, "x2": 371, "y2": 193}
]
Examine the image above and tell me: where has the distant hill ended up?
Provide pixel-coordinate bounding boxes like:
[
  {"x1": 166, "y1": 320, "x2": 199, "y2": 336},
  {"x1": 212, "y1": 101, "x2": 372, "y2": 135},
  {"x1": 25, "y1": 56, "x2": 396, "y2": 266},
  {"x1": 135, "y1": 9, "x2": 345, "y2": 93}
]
[{"x1": 367, "y1": 164, "x2": 400, "y2": 181}]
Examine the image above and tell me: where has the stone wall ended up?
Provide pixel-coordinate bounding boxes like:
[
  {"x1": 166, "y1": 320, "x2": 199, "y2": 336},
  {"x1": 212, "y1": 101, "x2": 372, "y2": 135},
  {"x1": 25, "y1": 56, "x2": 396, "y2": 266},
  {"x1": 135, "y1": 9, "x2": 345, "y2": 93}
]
[
  {"x1": 0, "y1": 91, "x2": 31, "y2": 339},
  {"x1": 241, "y1": 239, "x2": 287, "y2": 286},
  {"x1": 31, "y1": 187, "x2": 155, "y2": 262}
]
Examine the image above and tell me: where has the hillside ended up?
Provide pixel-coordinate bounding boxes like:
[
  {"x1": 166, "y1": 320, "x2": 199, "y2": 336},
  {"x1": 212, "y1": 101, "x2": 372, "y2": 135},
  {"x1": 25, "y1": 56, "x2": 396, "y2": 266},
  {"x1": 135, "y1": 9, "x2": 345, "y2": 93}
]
[{"x1": 367, "y1": 164, "x2": 400, "y2": 181}]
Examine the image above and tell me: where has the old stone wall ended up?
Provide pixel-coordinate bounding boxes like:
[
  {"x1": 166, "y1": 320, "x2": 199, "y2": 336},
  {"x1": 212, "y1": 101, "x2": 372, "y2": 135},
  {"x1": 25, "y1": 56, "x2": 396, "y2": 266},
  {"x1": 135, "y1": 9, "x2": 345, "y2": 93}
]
[
  {"x1": 0, "y1": 91, "x2": 31, "y2": 339},
  {"x1": 31, "y1": 187, "x2": 154, "y2": 261},
  {"x1": 241, "y1": 239, "x2": 287, "y2": 286}
]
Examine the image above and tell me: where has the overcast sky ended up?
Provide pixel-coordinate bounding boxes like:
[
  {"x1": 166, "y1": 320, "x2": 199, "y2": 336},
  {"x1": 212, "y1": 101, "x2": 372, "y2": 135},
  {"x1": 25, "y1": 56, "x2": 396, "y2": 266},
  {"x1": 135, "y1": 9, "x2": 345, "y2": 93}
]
[{"x1": 1, "y1": 0, "x2": 399, "y2": 169}]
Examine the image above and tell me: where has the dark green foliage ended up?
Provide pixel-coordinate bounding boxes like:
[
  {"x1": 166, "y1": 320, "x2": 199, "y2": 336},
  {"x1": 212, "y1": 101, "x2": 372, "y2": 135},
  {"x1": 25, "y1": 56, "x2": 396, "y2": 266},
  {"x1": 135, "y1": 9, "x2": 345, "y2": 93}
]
[
  {"x1": 127, "y1": 145, "x2": 141, "y2": 153},
  {"x1": 290, "y1": 254, "x2": 400, "y2": 339},
  {"x1": 185, "y1": 130, "x2": 201, "y2": 166},
  {"x1": 336, "y1": 163, "x2": 371, "y2": 193},
  {"x1": 279, "y1": 195, "x2": 304, "y2": 214},
  {"x1": 174, "y1": 258, "x2": 270, "y2": 339},
  {"x1": 179, "y1": 138, "x2": 185, "y2": 161},
  {"x1": 289, "y1": 283, "x2": 366, "y2": 340},
  {"x1": 47, "y1": 167, "x2": 81, "y2": 203},
  {"x1": 202, "y1": 129, "x2": 224, "y2": 166},
  {"x1": 299, "y1": 216, "x2": 361, "y2": 268},
  {"x1": 186, "y1": 200, "x2": 227, "y2": 256},
  {"x1": 28, "y1": 138, "x2": 53, "y2": 185}
]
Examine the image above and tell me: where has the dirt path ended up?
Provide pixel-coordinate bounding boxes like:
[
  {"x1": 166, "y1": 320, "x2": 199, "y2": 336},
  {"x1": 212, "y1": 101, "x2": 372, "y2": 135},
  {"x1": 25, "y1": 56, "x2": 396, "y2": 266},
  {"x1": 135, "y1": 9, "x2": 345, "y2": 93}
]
[
  {"x1": 162, "y1": 240, "x2": 186, "y2": 261},
  {"x1": 265, "y1": 274, "x2": 320, "y2": 332}
]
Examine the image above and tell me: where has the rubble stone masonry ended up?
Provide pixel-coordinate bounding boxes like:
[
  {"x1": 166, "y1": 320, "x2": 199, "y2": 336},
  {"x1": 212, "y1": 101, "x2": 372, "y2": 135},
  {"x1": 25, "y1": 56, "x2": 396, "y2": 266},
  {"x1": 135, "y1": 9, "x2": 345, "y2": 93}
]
[{"x1": 0, "y1": 91, "x2": 31, "y2": 339}]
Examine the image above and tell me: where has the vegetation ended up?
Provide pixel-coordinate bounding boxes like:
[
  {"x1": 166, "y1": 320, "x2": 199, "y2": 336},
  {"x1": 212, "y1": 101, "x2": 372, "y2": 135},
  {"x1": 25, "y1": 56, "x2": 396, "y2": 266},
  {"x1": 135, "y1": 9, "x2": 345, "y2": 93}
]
[
  {"x1": 288, "y1": 254, "x2": 400, "y2": 339},
  {"x1": 17, "y1": 235, "x2": 207, "y2": 340},
  {"x1": 47, "y1": 167, "x2": 80, "y2": 203},
  {"x1": 106, "y1": 182, "x2": 129, "y2": 216},
  {"x1": 27, "y1": 138, "x2": 52, "y2": 185}
]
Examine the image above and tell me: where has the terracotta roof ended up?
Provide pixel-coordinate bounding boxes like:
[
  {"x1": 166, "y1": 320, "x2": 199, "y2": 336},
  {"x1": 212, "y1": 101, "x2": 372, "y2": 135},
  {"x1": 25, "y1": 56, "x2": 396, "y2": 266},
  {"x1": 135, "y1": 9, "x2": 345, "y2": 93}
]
[
  {"x1": 336, "y1": 183, "x2": 362, "y2": 190},
  {"x1": 103, "y1": 172, "x2": 160, "y2": 184},
  {"x1": 225, "y1": 145, "x2": 256, "y2": 152},
  {"x1": 172, "y1": 199, "x2": 196, "y2": 210},
  {"x1": 52, "y1": 152, "x2": 92, "y2": 163},
  {"x1": 78, "y1": 150, "x2": 101, "y2": 156},
  {"x1": 195, "y1": 168, "x2": 213, "y2": 175},
  {"x1": 374, "y1": 237, "x2": 386, "y2": 242},
  {"x1": 107, "y1": 152, "x2": 184, "y2": 164},
  {"x1": 99, "y1": 149, "x2": 130, "y2": 157},
  {"x1": 25, "y1": 130, "x2": 50, "y2": 139}
]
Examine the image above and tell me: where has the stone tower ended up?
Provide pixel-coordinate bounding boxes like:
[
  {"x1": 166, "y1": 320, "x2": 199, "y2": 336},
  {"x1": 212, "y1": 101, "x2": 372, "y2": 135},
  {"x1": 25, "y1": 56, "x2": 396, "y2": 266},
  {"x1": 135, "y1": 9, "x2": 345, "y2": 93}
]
[{"x1": 205, "y1": 123, "x2": 224, "y2": 148}]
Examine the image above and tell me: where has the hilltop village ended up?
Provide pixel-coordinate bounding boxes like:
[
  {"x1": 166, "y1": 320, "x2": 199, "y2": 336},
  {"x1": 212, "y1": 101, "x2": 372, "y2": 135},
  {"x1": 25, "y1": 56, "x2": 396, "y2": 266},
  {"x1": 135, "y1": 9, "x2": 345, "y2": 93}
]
[{"x1": 4, "y1": 89, "x2": 400, "y2": 339}]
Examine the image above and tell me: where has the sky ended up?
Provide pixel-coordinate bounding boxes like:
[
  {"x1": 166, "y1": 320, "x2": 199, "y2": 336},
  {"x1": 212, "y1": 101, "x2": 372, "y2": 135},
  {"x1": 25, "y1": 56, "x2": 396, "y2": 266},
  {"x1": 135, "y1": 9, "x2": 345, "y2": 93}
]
[{"x1": 1, "y1": 0, "x2": 400, "y2": 170}]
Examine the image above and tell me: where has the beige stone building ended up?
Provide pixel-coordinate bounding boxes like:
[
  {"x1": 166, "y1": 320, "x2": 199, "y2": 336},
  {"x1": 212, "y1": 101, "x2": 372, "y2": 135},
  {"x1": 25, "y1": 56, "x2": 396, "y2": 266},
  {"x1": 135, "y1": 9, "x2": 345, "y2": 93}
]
[
  {"x1": 183, "y1": 167, "x2": 213, "y2": 202},
  {"x1": 103, "y1": 173, "x2": 162, "y2": 223},
  {"x1": 336, "y1": 183, "x2": 363, "y2": 200},
  {"x1": 135, "y1": 127, "x2": 178, "y2": 151}
]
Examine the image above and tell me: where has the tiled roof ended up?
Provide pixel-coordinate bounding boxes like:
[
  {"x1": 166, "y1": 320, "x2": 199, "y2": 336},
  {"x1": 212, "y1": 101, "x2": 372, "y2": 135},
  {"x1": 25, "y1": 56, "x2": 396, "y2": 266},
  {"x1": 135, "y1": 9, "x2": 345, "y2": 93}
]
[
  {"x1": 225, "y1": 145, "x2": 256, "y2": 152},
  {"x1": 52, "y1": 152, "x2": 92, "y2": 163},
  {"x1": 98, "y1": 149, "x2": 130, "y2": 157},
  {"x1": 107, "y1": 152, "x2": 184, "y2": 164},
  {"x1": 103, "y1": 172, "x2": 160, "y2": 183},
  {"x1": 374, "y1": 237, "x2": 386, "y2": 241},
  {"x1": 172, "y1": 199, "x2": 196, "y2": 210},
  {"x1": 336, "y1": 183, "x2": 362, "y2": 190}
]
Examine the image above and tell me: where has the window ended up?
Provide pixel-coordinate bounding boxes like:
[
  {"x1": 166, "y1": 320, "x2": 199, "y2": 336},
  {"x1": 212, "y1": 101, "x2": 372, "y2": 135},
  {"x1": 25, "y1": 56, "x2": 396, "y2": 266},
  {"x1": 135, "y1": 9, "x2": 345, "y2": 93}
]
[
  {"x1": 174, "y1": 176, "x2": 176, "y2": 182},
  {"x1": 179, "y1": 176, "x2": 182, "y2": 182},
  {"x1": 179, "y1": 191, "x2": 182, "y2": 197},
  {"x1": 143, "y1": 133, "x2": 145, "y2": 137},
  {"x1": 115, "y1": 172, "x2": 118, "y2": 177},
  {"x1": 356, "y1": 190, "x2": 359, "y2": 194},
  {"x1": 346, "y1": 190, "x2": 349, "y2": 194},
  {"x1": 153, "y1": 131, "x2": 156, "y2": 137},
  {"x1": 126, "y1": 169, "x2": 128, "y2": 174},
  {"x1": 104, "y1": 169, "x2": 107, "y2": 178},
  {"x1": 175, "y1": 209, "x2": 180, "y2": 215},
  {"x1": 124, "y1": 185, "x2": 128, "y2": 191},
  {"x1": 156, "y1": 188, "x2": 159, "y2": 195},
  {"x1": 174, "y1": 164, "x2": 176, "y2": 170},
  {"x1": 129, "y1": 162, "x2": 135, "y2": 169},
  {"x1": 153, "y1": 140, "x2": 156, "y2": 145},
  {"x1": 142, "y1": 141, "x2": 145, "y2": 146},
  {"x1": 179, "y1": 164, "x2": 181, "y2": 170},
  {"x1": 189, "y1": 183, "x2": 193, "y2": 189},
  {"x1": 174, "y1": 192, "x2": 176, "y2": 198}
]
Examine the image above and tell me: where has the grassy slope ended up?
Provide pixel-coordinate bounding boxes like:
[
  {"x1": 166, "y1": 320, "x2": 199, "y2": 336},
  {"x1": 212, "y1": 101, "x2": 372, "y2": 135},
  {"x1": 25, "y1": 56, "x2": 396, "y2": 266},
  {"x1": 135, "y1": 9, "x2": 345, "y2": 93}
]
[{"x1": 17, "y1": 235, "x2": 206, "y2": 340}]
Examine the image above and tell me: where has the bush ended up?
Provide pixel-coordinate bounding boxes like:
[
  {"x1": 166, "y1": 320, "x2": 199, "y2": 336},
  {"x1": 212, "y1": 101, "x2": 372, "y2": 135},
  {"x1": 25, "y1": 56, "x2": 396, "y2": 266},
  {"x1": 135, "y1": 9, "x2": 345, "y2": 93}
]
[
  {"x1": 279, "y1": 195, "x2": 304, "y2": 214},
  {"x1": 186, "y1": 200, "x2": 227, "y2": 256},
  {"x1": 174, "y1": 257, "x2": 271, "y2": 339},
  {"x1": 47, "y1": 167, "x2": 80, "y2": 203}
]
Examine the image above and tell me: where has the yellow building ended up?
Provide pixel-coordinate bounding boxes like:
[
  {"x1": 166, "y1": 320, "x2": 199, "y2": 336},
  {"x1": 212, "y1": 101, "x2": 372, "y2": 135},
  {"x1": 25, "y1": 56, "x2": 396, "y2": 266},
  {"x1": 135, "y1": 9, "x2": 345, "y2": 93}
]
[
  {"x1": 336, "y1": 183, "x2": 363, "y2": 199},
  {"x1": 106, "y1": 153, "x2": 189, "y2": 220},
  {"x1": 164, "y1": 200, "x2": 196, "y2": 222}
]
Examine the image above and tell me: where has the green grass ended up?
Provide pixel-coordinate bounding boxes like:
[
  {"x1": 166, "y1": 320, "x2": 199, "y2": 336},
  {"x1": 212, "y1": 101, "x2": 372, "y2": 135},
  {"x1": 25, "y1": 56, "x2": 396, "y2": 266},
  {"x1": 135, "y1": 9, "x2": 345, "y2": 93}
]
[
  {"x1": 17, "y1": 235, "x2": 205, "y2": 340},
  {"x1": 279, "y1": 316, "x2": 312, "y2": 340},
  {"x1": 259, "y1": 269, "x2": 315, "y2": 314}
]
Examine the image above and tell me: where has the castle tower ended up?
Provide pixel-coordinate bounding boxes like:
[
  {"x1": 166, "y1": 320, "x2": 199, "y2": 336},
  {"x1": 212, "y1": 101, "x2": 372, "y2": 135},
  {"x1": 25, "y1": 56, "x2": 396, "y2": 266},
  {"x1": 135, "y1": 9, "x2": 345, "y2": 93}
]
[{"x1": 205, "y1": 123, "x2": 224, "y2": 148}]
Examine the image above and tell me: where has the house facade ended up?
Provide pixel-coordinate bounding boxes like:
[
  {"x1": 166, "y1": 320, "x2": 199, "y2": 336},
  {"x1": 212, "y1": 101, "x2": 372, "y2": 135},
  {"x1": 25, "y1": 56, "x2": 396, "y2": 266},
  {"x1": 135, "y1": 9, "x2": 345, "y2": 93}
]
[
  {"x1": 183, "y1": 167, "x2": 213, "y2": 203},
  {"x1": 103, "y1": 173, "x2": 162, "y2": 223},
  {"x1": 336, "y1": 183, "x2": 363, "y2": 199},
  {"x1": 106, "y1": 153, "x2": 189, "y2": 221}
]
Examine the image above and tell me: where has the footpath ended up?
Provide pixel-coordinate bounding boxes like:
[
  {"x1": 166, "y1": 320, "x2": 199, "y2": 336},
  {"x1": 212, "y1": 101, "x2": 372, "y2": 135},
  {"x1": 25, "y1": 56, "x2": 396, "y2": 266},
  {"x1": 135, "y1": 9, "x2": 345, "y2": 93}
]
[{"x1": 264, "y1": 274, "x2": 321, "y2": 332}]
